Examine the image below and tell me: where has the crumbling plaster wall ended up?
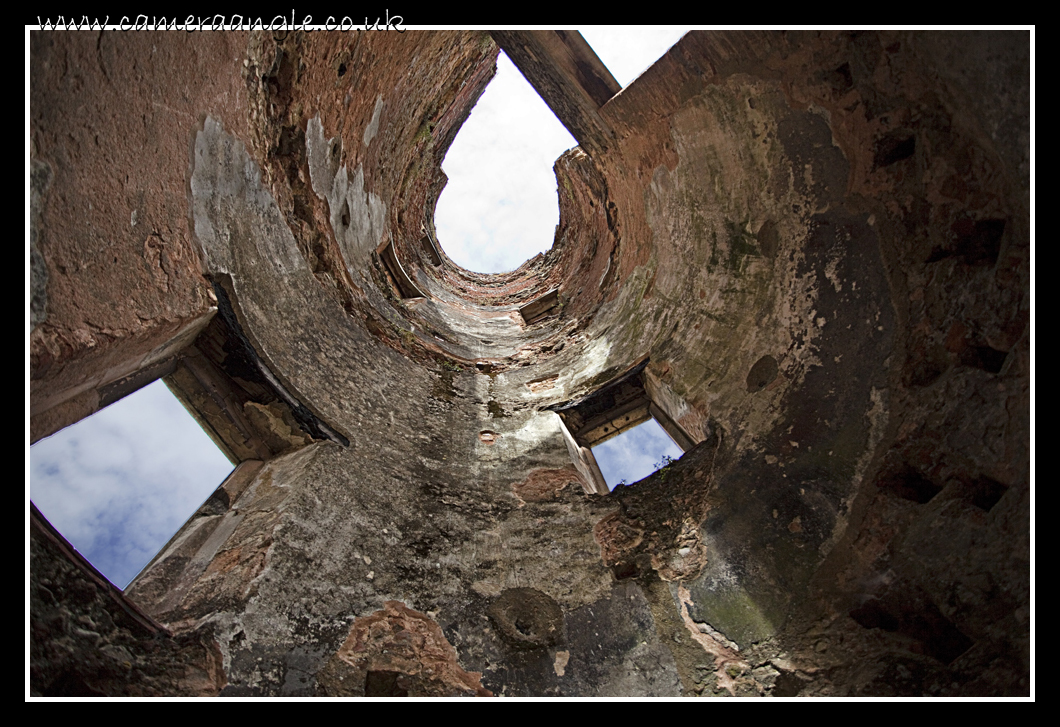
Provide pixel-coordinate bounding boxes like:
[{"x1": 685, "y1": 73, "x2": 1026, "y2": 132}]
[
  {"x1": 30, "y1": 30, "x2": 1028, "y2": 697},
  {"x1": 29, "y1": 32, "x2": 256, "y2": 442}
]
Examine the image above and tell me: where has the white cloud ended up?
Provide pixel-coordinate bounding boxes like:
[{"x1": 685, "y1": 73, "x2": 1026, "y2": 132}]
[
  {"x1": 435, "y1": 51, "x2": 577, "y2": 273},
  {"x1": 593, "y1": 418, "x2": 684, "y2": 491},
  {"x1": 435, "y1": 32, "x2": 688, "y2": 273}
]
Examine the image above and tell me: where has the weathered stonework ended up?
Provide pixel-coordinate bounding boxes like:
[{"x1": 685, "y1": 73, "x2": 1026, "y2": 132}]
[
  {"x1": 30, "y1": 30, "x2": 1030, "y2": 697},
  {"x1": 30, "y1": 506, "x2": 227, "y2": 697},
  {"x1": 317, "y1": 600, "x2": 492, "y2": 697}
]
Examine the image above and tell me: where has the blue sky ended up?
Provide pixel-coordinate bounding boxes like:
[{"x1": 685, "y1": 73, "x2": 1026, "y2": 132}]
[
  {"x1": 28, "y1": 29, "x2": 690, "y2": 590},
  {"x1": 593, "y1": 418, "x2": 685, "y2": 491}
]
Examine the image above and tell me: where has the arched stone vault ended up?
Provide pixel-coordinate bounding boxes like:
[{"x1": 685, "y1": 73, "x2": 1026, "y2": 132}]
[{"x1": 30, "y1": 30, "x2": 1029, "y2": 697}]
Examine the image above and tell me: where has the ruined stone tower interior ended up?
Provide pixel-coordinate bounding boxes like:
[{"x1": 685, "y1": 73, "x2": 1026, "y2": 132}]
[{"x1": 29, "y1": 30, "x2": 1031, "y2": 697}]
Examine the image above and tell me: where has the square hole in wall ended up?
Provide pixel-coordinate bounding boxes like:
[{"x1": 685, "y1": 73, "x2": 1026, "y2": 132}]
[
  {"x1": 550, "y1": 358, "x2": 695, "y2": 494},
  {"x1": 29, "y1": 379, "x2": 235, "y2": 589}
]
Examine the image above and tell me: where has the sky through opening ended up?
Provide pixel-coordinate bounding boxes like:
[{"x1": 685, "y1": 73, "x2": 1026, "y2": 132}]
[
  {"x1": 29, "y1": 380, "x2": 234, "y2": 589},
  {"x1": 435, "y1": 29, "x2": 688, "y2": 274},
  {"x1": 435, "y1": 51, "x2": 576, "y2": 273},
  {"x1": 592, "y1": 417, "x2": 684, "y2": 492}
]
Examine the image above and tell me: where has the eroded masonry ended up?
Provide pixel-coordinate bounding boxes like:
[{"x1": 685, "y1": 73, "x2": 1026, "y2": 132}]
[{"x1": 30, "y1": 31, "x2": 1030, "y2": 697}]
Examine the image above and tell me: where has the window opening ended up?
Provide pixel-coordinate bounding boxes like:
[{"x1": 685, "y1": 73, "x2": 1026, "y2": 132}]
[
  {"x1": 518, "y1": 288, "x2": 560, "y2": 325},
  {"x1": 434, "y1": 50, "x2": 576, "y2": 273},
  {"x1": 29, "y1": 379, "x2": 234, "y2": 589},
  {"x1": 551, "y1": 358, "x2": 695, "y2": 494},
  {"x1": 591, "y1": 416, "x2": 683, "y2": 491},
  {"x1": 577, "y1": 29, "x2": 690, "y2": 88}
]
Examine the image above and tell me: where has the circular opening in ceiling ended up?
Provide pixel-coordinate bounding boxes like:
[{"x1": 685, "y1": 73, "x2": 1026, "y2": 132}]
[{"x1": 433, "y1": 51, "x2": 576, "y2": 274}]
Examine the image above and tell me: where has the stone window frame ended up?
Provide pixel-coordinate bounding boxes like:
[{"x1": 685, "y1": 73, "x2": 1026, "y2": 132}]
[
  {"x1": 114, "y1": 278, "x2": 349, "y2": 603},
  {"x1": 549, "y1": 358, "x2": 697, "y2": 494}
]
